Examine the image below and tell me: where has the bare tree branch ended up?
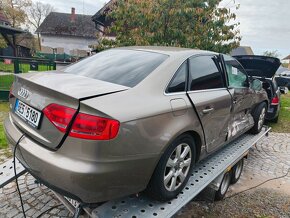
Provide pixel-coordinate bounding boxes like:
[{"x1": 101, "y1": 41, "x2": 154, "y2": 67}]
[
  {"x1": 26, "y1": 1, "x2": 54, "y2": 31},
  {"x1": 26, "y1": 1, "x2": 54, "y2": 49}
]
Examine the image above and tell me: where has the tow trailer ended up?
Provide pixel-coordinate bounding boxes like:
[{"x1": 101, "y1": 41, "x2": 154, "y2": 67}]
[{"x1": 0, "y1": 127, "x2": 270, "y2": 218}]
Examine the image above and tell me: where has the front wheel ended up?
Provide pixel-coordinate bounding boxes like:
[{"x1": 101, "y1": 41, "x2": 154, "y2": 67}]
[
  {"x1": 146, "y1": 134, "x2": 196, "y2": 201},
  {"x1": 250, "y1": 102, "x2": 267, "y2": 134}
]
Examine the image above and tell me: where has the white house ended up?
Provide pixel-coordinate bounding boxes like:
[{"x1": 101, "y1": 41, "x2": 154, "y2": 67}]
[
  {"x1": 36, "y1": 8, "x2": 98, "y2": 57},
  {"x1": 281, "y1": 55, "x2": 290, "y2": 65}
]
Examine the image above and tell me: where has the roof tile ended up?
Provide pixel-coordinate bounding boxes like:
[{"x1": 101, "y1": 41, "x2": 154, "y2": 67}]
[{"x1": 36, "y1": 12, "x2": 96, "y2": 38}]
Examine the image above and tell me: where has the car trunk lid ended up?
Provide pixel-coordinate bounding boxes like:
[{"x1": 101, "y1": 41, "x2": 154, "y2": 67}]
[
  {"x1": 234, "y1": 55, "x2": 281, "y2": 78},
  {"x1": 10, "y1": 71, "x2": 129, "y2": 149}
]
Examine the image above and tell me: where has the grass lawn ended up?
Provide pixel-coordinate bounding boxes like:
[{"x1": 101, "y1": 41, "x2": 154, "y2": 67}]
[
  {"x1": 0, "y1": 62, "x2": 54, "y2": 74},
  {"x1": 0, "y1": 74, "x2": 14, "y2": 90},
  {"x1": 268, "y1": 94, "x2": 290, "y2": 133},
  {"x1": 0, "y1": 102, "x2": 9, "y2": 149},
  {"x1": 0, "y1": 95, "x2": 289, "y2": 150},
  {"x1": 0, "y1": 62, "x2": 55, "y2": 90}
]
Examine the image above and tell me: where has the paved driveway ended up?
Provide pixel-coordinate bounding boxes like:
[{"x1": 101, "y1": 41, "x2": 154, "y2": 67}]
[{"x1": 0, "y1": 132, "x2": 289, "y2": 218}]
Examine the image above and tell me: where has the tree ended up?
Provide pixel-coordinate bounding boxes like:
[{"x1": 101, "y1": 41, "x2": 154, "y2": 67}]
[
  {"x1": 1, "y1": 0, "x2": 31, "y2": 27},
  {"x1": 26, "y1": 1, "x2": 54, "y2": 49},
  {"x1": 263, "y1": 50, "x2": 279, "y2": 58},
  {"x1": 1, "y1": 0, "x2": 31, "y2": 56},
  {"x1": 103, "y1": 0, "x2": 241, "y2": 53},
  {"x1": 0, "y1": 36, "x2": 7, "y2": 48}
]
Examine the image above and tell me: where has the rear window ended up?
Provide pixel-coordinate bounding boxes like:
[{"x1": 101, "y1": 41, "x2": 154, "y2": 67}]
[{"x1": 63, "y1": 49, "x2": 168, "y2": 87}]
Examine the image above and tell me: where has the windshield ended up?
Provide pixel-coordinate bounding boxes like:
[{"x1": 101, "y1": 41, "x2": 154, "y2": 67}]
[{"x1": 63, "y1": 49, "x2": 168, "y2": 87}]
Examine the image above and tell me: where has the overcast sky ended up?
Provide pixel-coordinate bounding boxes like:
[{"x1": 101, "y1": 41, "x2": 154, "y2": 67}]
[{"x1": 33, "y1": 0, "x2": 289, "y2": 58}]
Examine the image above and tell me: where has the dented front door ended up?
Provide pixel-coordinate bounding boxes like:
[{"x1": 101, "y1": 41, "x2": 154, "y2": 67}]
[{"x1": 223, "y1": 55, "x2": 255, "y2": 139}]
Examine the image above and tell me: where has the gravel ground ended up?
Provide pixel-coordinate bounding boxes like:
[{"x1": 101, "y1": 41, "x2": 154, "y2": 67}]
[
  {"x1": 177, "y1": 132, "x2": 290, "y2": 218},
  {"x1": 177, "y1": 188, "x2": 290, "y2": 218}
]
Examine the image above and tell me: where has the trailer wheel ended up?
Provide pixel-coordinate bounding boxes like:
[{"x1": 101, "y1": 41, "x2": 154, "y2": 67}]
[
  {"x1": 215, "y1": 171, "x2": 231, "y2": 201},
  {"x1": 146, "y1": 134, "x2": 196, "y2": 201},
  {"x1": 231, "y1": 159, "x2": 244, "y2": 184},
  {"x1": 250, "y1": 102, "x2": 267, "y2": 134}
]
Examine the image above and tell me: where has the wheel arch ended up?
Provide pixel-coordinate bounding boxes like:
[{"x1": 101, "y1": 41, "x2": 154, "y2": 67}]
[
  {"x1": 252, "y1": 100, "x2": 268, "y2": 115},
  {"x1": 182, "y1": 130, "x2": 202, "y2": 163},
  {"x1": 263, "y1": 100, "x2": 269, "y2": 109}
]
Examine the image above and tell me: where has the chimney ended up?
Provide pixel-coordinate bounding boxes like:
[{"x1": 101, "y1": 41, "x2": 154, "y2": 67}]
[{"x1": 71, "y1": 7, "x2": 76, "y2": 22}]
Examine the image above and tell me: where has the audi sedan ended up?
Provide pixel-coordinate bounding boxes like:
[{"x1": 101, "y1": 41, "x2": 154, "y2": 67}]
[{"x1": 5, "y1": 47, "x2": 268, "y2": 204}]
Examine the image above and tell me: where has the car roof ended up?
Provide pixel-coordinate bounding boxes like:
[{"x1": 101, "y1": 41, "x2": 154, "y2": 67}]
[{"x1": 113, "y1": 46, "x2": 217, "y2": 58}]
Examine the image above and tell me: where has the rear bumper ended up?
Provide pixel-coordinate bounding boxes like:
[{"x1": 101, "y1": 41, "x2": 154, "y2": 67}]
[
  {"x1": 266, "y1": 104, "x2": 279, "y2": 120},
  {"x1": 4, "y1": 114, "x2": 159, "y2": 203}
]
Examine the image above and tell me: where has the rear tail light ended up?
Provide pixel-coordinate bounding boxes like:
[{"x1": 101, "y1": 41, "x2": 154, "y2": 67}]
[
  {"x1": 271, "y1": 96, "x2": 279, "y2": 105},
  {"x1": 43, "y1": 104, "x2": 77, "y2": 132},
  {"x1": 69, "y1": 113, "x2": 120, "y2": 140},
  {"x1": 43, "y1": 103, "x2": 120, "y2": 140}
]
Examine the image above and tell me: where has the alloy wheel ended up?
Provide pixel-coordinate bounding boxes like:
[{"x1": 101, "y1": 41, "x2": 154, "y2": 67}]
[{"x1": 164, "y1": 143, "x2": 192, "y2": 191}]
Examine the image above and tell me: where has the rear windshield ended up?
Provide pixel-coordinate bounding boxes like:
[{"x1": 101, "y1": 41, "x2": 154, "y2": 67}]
[{"x1": 63, "y1": 49, "x2": 168, "y2": 87}]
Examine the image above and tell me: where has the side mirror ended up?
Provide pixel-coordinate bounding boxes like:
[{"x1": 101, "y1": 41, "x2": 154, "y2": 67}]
[
  {"x1": 250, "y1": 79, "x2": 262, "y2": 91},
  {"x1": 279, "y1": 86, "x2": 289, "y2": 94}
]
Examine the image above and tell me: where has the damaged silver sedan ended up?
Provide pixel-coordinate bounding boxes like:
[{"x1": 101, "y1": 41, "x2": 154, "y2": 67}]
[{"x1": 5, "y1": 47, "x2": 268, "y2": 204}]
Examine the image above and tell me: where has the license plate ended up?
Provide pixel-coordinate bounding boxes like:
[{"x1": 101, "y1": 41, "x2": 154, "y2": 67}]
[
  {"x1": 64, "y1": 197, "x2": 80, "y2": 209},
  {"x1": 268, "y1": 107, "x2": 274, "y2": 113},
  {"x1": 14, "y1": 99, "x2": 42, "y2": 128}
]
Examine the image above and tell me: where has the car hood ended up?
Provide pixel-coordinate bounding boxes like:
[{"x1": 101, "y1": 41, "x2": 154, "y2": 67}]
[{"x1": 234, "y1": 55, "x2": 281, "y2": 78}]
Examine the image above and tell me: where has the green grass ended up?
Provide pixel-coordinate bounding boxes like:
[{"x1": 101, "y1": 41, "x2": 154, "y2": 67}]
[
  {"x1": 0, "y1": 102, "x2": 9, "y2": 149},
  {"x1": 0, "y1": 61, "x2": 55, "y2": 90},
  {"x1": 268, "y1": 94, "x2": 290, "y2": 133},
  {"x1": 0, "y1": 62, "x2": 54, "y2": 73},
  {"x1": 0, "y1": 62, "x2": 14, "y2": 72},
  {"x1": 0, "y1": 59, "x2": 56, "y2": 91},
  {"x1": 0, "y1": 74, "x2": 14, "y2": 90}
]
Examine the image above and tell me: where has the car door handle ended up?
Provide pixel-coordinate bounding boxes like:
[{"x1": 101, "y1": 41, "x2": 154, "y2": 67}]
[{"x1": 202, "y1": 108, "x2": 214, "y2": 114}]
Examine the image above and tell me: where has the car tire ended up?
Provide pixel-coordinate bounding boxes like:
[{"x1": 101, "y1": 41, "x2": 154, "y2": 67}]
[
  {"x1": 146, "y1": 134, "x2": 196, "y2": 202},
  {"x1": 250, "y1": 102, "x2": 267, "y2": 134},
  {"x1": 230, "y1": 159, "x2": 244, "y2": 184},
  {"x1": 215, "y1": 171, "x2": 232, "y2": 201}
]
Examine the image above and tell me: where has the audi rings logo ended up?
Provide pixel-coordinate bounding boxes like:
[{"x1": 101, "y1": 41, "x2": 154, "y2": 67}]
[{"x1": 18, "y1": 88, "x2": 31, "y2": 99}]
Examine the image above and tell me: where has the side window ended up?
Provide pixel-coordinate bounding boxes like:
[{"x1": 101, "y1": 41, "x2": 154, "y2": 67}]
[
  {"x1": 167, "y1": 62, "x2": 187, "y2": 93},
  {"x1": 224, "y1": 55, "x2": 248, "y2": 88},
  {"x1": 189, "y1": 55, "x2": 224, "y2": 91}
]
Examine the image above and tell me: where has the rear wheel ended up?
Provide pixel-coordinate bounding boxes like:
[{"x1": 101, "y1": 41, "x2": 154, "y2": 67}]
[
  {"x1": 250, "y1": 102, "x2": 267, "y2": 134},
  {"x1": 215, "y1": 171, "x2": 232, "y2": 201},
  {"x1": 146, "y1": 134, "x2": 196, "y2": 201},
  {"x1": 231, "y1": 159, "x2": 244, "y2": 184}
]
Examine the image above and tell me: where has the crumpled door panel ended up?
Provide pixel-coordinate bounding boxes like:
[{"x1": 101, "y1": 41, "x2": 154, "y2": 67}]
[{"x1": 227, "y1": 111, "x2": 254, "y2": 139}]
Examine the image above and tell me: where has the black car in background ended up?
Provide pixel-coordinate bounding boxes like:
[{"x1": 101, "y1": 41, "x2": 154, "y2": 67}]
[
  {"x1": 234, "y1": 55, "x2": 282, "y2": 123},
  {"x1": 275, "y1": 75, "x2": 290, "y2": 90},
  {"x1": 275, "y1": 67, "x2": 290, "y2": 90}
]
